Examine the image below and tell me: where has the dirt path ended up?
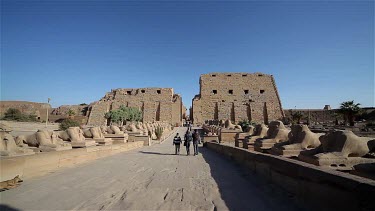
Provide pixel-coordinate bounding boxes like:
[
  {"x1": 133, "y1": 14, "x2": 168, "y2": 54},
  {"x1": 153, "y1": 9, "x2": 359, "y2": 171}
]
[{"x1": 0, "y1": 127, "x2": 301, "y2": 210}]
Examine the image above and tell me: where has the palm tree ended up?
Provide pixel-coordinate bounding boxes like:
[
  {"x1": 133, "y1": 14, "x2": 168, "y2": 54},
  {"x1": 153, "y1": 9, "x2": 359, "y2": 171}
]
[{"x1": 339, "y1": 101, "x2": 361, "y2": 126}]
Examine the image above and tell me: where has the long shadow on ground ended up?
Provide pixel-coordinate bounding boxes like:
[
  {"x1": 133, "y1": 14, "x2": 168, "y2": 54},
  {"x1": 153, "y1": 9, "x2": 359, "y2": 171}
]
[
  {"x1": 0, "y1": 204, "x2": 20, "y2": 211},
  {"x1": 139, "y1": 151, "x2": 175, "y2": 155},
  {"x1": 199, "y1": 145, "x2": 302, "y2": 211}
]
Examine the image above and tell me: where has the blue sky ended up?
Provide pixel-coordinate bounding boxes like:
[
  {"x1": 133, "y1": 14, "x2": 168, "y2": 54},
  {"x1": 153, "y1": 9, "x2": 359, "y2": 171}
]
[{"x1": 1, "y1": 0, "x2": 374, "y2": 110}]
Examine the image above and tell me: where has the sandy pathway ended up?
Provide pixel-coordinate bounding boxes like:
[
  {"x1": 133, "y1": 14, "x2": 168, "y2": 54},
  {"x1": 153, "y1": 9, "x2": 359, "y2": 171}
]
[{"x1": 0, "y1": 127, "x2": 301, "y2": 210}]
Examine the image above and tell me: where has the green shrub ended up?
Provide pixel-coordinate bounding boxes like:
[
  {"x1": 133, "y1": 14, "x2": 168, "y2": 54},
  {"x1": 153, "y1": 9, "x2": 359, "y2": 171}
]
[
  {"x1": 105, "y1": 106, "x2": 142, "y2": 125},
  {"x1": 238, "y1": 120, "x2": 256, "y2": 132},
  {"x1": 67, "y1": 109, "x2": 76, "y2": 117},
  {"x1": 2, "y1": 108, "x2": 38, "y2": 122},
  {"x1": 59, "y1": 119, "x2": 80, "y2": 130},
  {"x1": 155, "y1": 126, "x2": 164, "y2": 140}
]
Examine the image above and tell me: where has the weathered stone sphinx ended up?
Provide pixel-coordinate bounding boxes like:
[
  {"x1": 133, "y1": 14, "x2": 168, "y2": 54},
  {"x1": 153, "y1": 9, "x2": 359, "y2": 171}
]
[
  {"x1": 203, "y1": 130, "x2": 219, "y2": 143},
  {"x1": 15, "y1": 133, "x2": 39, "y2": 148},
  {"x1": 110, "y1": 125, "x2": 124, "y2": 134},
  {"x1": 298, "y1": 130, "x2": 375, "y2": 170},
  {"x1": 125, "y1": 122, "x2": 142, "y2": 142},
  {"x1": 67, "y1": 127, "x2": 96, "y2": 148},
  {"x1": 126, "y1": 123, "x2": 139, "y2": 133},
  {"x1": 217, "y1": 120, "x2": 242, "y2": 144},
  {"x1": 0, "y1": 124, "x2": 34, "y2": 157},
  {"x1": 270, "y1": 124, "x2": 323, "y2": 157},
  {"x1": 15, "y1": 130, "x2": 72, "y2": 152},
  {"x1": 202, "y1": 124, "x2": 221, "y2": 141},
  {"x1": 35, "y1": 130, "x2": 72, "y2": 152},
  {"x1": 103, "y1": 125, "x2": 128, "y2": 144},
  {"x1": 136, "y1": 122, "x2": 147, "y2": 135},
  {"x1": 146, "y1": 123, "x2": 157, "y2": 140},
  {"x1": 134, "y1": 123, "x2": 151, "y2": 146},
  {"x1": 224, "y1": 120, "x2": 242, "y2": 131},
  {"x1": 254, "y1": 121, "x2": 290, "y2": 152},
  {"x1": 83, "y1": 127, "x2": 113, "y2": 146},
  {"x1": 100, "y1": 126, "x2": 109, "y2": 134},
  {"x1": 235, "y1": 125, "x2": 255, "y2": 147},
  {"x1": 243, "y1": 124, "x2": 268, "y2": 150}
]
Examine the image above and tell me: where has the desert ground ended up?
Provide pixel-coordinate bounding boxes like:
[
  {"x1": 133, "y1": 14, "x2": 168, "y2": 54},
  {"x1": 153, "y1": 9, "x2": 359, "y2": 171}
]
[{"x1": 0, "y1": 120, "x2": 60, "y2": 136}]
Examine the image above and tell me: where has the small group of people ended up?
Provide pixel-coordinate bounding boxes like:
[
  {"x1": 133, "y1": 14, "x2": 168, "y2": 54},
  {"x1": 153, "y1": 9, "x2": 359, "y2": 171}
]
[{"x1": 173, "y1": 129, "x2": 201, "y2": 156}]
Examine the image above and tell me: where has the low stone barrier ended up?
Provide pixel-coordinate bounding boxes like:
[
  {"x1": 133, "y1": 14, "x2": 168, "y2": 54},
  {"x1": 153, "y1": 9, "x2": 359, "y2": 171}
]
[
  {"x1": 0, "y1": 141, "x2": 144, "y2": 181},
  {"x1": 205, "y1": 142, "x2": 375, "y2": 210}
]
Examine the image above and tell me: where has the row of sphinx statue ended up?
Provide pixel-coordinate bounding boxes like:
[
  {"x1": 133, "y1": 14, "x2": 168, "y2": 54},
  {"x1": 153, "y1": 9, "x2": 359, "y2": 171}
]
[
  {"x1": 0, "y1": 121, "x2": 172, "y2": 157},
  {"x1": 203, "y1": 120, "x2": 375, "y2": 170}
]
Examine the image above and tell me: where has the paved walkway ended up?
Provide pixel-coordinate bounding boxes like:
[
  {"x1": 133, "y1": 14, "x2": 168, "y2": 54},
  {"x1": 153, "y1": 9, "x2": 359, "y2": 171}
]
[{"x1": 1, "y1": 127, "x2": 301, "y2": 210}]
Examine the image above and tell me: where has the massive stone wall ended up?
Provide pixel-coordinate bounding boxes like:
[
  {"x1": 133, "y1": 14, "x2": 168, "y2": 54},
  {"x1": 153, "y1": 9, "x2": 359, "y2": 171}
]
[
  {"x1": 0, "y1": 101, "x2": 51, "y2": 121},
  {"x1": 192, "y1": 72, "x2": 284, "y2": 125},
  {"x1": 87, "y1": 88, "x2": 183, "y2": 126}
]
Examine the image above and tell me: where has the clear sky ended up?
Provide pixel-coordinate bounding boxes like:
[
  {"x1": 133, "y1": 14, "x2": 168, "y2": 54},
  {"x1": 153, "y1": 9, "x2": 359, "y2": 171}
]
[{"x1": 1, "y1": 0, "x2": 374, "y2": 111}]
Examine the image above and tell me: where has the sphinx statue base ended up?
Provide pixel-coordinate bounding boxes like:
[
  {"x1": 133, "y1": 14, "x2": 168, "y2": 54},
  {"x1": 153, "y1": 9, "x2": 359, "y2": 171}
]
[
  {"x1": 39, "y1": 144, "x2": 72, "y2": 152},
  {"x1": 94, "y1": 138, "x2": 113, "y2": 146},
  {"x1": 234, "y1": 132, "x2": 252, "y2": 148},
  {"x1": 299, "y1": 150, "x2": 375, "y2": 171},
  {"x1": 71, "y1": 140, "x2": 97, "y2": 148},
  {"x1": 104, "y1": 134, "x2": 128, "y2": 144},
  {"x1": 297, "y1": 130, "x2": 375, "y2": 170},
  {"x1": 254, "y1": 138, "x2": 288, "y2": 153},
  {"x1": 270, "y1": 143, "x2": 305, "y2": 157},
  {"x1": 0, "y1": 148, "x2": 35, "y2": 157}
]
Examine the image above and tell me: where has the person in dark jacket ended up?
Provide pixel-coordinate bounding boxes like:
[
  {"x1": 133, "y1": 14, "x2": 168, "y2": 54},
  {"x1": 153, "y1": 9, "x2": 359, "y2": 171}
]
[
  {"x1": 192, "y1": 129, "x2": 201, "y2": 155},
  {"x1": 173, "y1": 133, "x2": 182, "y2": 155},
  {"x1": 184, "y1": 130, "x2": 193, "y2": 155}
]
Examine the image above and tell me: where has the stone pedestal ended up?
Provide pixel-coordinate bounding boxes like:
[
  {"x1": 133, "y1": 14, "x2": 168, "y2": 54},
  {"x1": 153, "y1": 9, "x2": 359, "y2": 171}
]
[
  {"x1": 242, "y1": 140, "x2": 255, "y2": 151},
  {"x1": 104, "y1": 134, "x2": 127, "y2": 144},
  {"x1": 39, "y1": 145, "x2": 72, "y2": 152},
  {"x1": 134, "y1": 135, "x2": 151, "y2": 146},
  {"x1": 202, "y1": 135, "x2": 219, "y2": 143},
  {"x1": 126, "y1": 132, "x2": 141, "y2": 142},
  {"x1": 254, "y1": 138, "x2": 286, "y2": 153},
  {"x1": 298, "y1": 153, "x2": 375, "y2": 171},
  {"x1": 219, "y1": 129, "x2": 241, "y2": 144},
  {"x1": 1, "y1": 150, "x2": 35, "y2": 157},
  {"x1": 270, "y1": 147, "x2": 303, "y2": 157},
  {"x1": 270, "y1": 143, "x2": 311, "y2": 158},
  {"x1": 87, "y1": 138, "x2": 113, "y2": 146},
  {"x1": 26, "y1": 147, "x2": 41, "y2": 153},
  {"x1": 235, "y1": 132, "x2": 251, "y2": 147},
  {"x1": 71, "y1": 140, "x2": 97, "y2": 148}
]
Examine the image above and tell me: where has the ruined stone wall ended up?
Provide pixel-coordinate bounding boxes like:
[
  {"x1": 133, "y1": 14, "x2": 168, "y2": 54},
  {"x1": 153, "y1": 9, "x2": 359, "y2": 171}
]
[
  {"x1": 192, "y1": 72, "x2": 284, "y2": 125},
  {"x1": 171, "y1": 95, "x2": 183, "y2": 126},
  {"x1": 283, "y1": 109, "x2": 342, "y2": 124},
  {"x1": 0, "y1": 101, "x2": 51, "y2": 121},
  {"x1": 51, "y1": 105, "x2": 89, "y2": 116},
  {"x1": 86, "y1": 101, "x2": 109, "y2": 126},
  {"x1": 87, "y1": 88, "x2": 183, "y2": 126}
]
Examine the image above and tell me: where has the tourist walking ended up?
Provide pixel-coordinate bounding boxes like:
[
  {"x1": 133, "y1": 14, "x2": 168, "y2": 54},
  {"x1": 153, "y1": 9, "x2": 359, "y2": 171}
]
[
  {"x1": 192, "y1": 129, "x2": 200, "y2": 155},
  {"x1": 173, "y1": 133, "x2": 182, "y2": 155},
  {"x1": 184, "y1": 130, "x2": 193, "y2": 155}
]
